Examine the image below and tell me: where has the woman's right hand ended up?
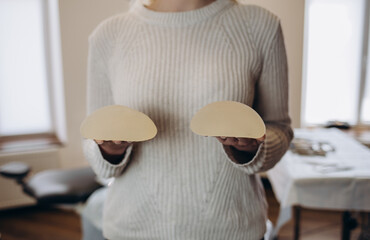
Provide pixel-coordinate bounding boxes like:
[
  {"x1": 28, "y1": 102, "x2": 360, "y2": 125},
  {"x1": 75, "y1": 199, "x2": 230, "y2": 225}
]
[{"x1": 94, "y1": 140, "x2": 132, "y2": 164}]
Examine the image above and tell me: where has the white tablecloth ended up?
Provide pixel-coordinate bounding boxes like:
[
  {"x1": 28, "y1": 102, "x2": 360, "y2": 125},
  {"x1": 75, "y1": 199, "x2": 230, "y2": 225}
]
[{"x1": 266, "y1": 128, "x2": 370, "y2": 238}]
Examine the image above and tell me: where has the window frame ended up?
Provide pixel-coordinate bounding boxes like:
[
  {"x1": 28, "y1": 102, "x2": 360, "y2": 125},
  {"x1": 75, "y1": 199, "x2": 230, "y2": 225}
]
[
  {"x1": 301, "y1": 0, "x2": 370, "y2": 127},
  {"x1": 358, "y1": 0, "x2": 370, "y2": 124},
  {"x1": 0, "y1": 0, "x2": 66, "y2": 153}
]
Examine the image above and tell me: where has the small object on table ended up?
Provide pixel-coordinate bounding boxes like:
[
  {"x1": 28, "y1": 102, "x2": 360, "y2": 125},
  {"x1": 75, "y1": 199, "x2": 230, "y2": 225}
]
[
  {"x1": 290, "y1": 138, "x2": 335, "y2": 156},
  {"x1": 325, "y1": 121, "x2": 351, "y2": 129}
]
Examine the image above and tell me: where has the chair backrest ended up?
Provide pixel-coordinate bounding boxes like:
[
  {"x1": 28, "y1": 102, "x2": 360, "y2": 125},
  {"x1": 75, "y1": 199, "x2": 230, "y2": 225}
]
[
  {"x1": 23, "y1": 167, "x2": 103, "y2": 205},
  {"x1": 1, "y1": 163, "x2": 103, "y2": 205},
  {"x1": 0, "y1": 162, "x2": 30, "y2": 184}
]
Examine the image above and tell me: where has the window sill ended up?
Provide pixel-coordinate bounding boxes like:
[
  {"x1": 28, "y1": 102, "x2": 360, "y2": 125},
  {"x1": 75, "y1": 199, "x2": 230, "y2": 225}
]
[{"x1": 0, "y1": 133, "x2": 63, "y2": 155}]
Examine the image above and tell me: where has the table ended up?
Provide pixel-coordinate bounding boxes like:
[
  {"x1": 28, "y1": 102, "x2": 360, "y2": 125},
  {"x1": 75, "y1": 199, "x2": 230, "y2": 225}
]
[{"x1": 266, "y1": 128, "x2": 370, "y2": 240}]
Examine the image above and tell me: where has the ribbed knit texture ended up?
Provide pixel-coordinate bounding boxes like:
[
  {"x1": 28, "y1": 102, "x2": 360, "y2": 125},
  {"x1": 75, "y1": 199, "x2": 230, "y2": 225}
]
[{"x1": 82, "y1": 0, "x2": 293, "y2": 239}]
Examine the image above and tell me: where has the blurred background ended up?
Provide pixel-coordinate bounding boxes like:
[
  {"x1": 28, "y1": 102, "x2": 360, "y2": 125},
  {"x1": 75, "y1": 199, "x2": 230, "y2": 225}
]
[{"x1": 0, "y1": 0, "x2": 369, "y2": 239}]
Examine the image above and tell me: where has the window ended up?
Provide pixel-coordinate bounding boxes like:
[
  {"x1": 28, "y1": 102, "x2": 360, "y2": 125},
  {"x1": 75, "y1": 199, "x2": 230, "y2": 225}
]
[
  {"x1": 361, "y1": 25, "x2": 370, "y2": 123},
  {"x1": 0, "y1": 0, "x2": 66, "y2": 152},
  {"x1": 302, "y1": 0, "x2": 370, "y2": 126}
]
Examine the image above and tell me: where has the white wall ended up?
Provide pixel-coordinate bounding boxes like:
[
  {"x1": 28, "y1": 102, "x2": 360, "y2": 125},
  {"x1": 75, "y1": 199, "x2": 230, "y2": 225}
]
[
  {"x1": 57, "y1": 0, "x2": 304, "y2": 168},
  {"x1": 242, "y1": 0, "x2": 305, "y2": 129},
  {"x1": 58, "y1": 0, "x2": 130, "y2": 168}
]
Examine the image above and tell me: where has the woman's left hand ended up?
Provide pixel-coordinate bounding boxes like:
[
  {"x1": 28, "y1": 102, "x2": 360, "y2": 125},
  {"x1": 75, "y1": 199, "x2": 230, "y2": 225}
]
[{"x1": 216, "y1": 135, "x2": 266, "y2": 153}]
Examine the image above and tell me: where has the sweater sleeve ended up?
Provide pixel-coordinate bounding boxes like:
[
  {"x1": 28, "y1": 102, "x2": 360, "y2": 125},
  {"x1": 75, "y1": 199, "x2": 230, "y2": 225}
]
[
  {"x1": 223, "y1": 22, "x2": 293, "y2": 174},
  {"x1": 82, "y1": 19, "x2": 133, "y2": 178}
]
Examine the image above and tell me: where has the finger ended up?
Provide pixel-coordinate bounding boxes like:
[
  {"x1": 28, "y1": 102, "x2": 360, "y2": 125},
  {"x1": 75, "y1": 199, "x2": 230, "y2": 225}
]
[
  {"x1": 236, "y1": 138, "x2": 254, "y2": 146},
  {"x1": 257, "y1": 134, "x2": 266, "y2": 143},
  {"x1": 94, "y1": 140, "x2": 104, "y2": 145},
  {"x1": 110, "y1": 141, "x2": 133, "y2": 147},
  {"x1": 222, "y1": 137, "x2": 238, "y2": 146},
  {"x1": 217, "y1": 137, "x2": 243, "y2": 146},
  {"x1": 216, "y1": 137, "x2": 225, "y2": 143}
]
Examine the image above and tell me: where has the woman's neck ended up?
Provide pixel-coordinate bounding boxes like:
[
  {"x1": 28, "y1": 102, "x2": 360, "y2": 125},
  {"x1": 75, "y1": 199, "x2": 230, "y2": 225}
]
[{"x1": 145, "y1": 0, "x2": 216, "y2": 12}]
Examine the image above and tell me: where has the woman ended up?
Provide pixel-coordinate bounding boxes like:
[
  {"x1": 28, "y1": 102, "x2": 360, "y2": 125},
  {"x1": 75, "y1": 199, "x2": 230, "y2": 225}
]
[{"x1": 83, "y1": 0, "x2": 293, "y2": 239}]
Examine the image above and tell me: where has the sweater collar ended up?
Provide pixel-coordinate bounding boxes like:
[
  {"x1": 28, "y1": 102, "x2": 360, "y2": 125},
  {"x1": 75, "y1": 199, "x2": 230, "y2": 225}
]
[{"x1": 130, "y1": 0, "x2": 234, "y2": 26}]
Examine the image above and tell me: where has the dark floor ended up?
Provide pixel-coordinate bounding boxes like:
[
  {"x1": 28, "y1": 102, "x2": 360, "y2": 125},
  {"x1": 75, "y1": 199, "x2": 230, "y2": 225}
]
[
  {"x1": 0, "y1": 205, "x2": 81, "y2": 240},
  {"x1": 0, "y1": 179, "x2": 366, "y2": 240}
]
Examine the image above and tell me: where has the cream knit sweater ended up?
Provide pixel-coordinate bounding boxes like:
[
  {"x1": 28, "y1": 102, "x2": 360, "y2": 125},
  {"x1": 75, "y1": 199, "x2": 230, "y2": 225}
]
[{"x1": 82, "y1": 0, "x2": 293, "y2": 239}]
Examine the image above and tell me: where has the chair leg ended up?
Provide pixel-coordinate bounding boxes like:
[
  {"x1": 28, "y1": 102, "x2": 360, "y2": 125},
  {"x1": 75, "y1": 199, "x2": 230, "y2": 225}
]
[
  {"x1": 294, "y1": 206, "x2": 301, "y2": 240},
  {"x1": 358, "y1": 212, "x2": 370, "y2": 240},
  {"x1": 342, "y1": 211, "x2": 358, "y2": 240},
  {"x1": 342, "y1": 211, "x2": 351, "y2": 240}
]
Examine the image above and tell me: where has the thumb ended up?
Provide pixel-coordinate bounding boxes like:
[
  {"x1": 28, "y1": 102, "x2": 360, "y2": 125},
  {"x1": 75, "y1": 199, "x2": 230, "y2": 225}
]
[{"x1": 256, "y1": 134, "x2": 266, "y2": 143}]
